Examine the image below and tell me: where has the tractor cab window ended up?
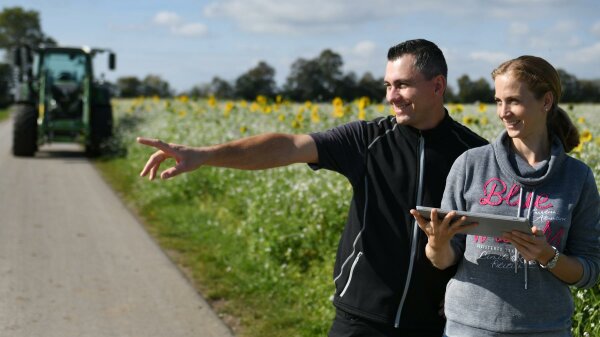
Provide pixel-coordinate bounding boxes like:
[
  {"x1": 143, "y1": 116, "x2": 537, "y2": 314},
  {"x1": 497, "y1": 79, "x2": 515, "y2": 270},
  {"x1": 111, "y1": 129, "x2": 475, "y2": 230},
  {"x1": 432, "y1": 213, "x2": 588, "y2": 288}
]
[
  {"x1": 44, "y1": 52, "x2": 87, "y2": 119},
  {"x1": 44, "y1": 52, "x2": 86, "y2": 83}
]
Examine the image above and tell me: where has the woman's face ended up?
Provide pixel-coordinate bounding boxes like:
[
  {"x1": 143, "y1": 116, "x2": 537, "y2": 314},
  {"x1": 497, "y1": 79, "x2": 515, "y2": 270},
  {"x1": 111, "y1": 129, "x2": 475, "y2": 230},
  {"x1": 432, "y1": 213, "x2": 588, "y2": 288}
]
[{"x1": 494, "y1": 73, "x2": 551, "y2": 143}]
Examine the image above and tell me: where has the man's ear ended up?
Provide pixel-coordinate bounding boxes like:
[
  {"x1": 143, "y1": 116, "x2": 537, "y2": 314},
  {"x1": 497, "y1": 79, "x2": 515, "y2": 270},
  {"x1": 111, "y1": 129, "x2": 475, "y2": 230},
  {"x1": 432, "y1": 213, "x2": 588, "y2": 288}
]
[{"x1": 434, "y1": 75, "x2": 446, "y2": 96}]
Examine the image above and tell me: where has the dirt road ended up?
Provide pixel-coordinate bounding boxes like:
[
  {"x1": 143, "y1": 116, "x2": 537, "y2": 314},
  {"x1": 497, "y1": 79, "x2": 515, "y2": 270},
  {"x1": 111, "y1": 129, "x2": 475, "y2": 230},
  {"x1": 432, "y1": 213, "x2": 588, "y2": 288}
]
[{"x1": 0, "y1": 119, "x2": 234, "y2": 337}]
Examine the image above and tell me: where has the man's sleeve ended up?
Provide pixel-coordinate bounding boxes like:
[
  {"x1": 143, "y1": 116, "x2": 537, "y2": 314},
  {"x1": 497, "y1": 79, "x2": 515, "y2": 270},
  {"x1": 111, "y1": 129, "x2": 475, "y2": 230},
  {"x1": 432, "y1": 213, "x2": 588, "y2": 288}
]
[
  {"x1": 441, "y1": 151, "x2": 470, "y2": 261},
  {"x1": 308, "y1": 120, "x2": 366, "y2": 177}
]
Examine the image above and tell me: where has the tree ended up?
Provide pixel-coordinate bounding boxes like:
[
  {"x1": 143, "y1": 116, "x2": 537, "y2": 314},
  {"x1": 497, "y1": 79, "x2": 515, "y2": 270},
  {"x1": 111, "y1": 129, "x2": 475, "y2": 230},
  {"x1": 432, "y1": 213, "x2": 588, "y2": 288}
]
[
  {"x1": 185, "y1": 77, "x2": 234, "y2": 99},
  {"x1": 335, "y1": 71, "x2": 358, "y2": 101},
  {"x1": 457, "y1": 74, "x2": 494, "y2": 103},
  {"x1": 141, "y1": 74, "x2": 172, "y2": 98},
  {"x1": 283, "y1": 58, "x2": 317, "y2": 101},
  {"x1": 284, "y1": 49, "x2": 344, "y2": 102},
  {"x1": 187, "y1": 84, "x2": 209, "y2": 99},
  {"x1": 234, "y1": 61, "x2": 276, "y2": 100},
  {"x1": 116, "y1": 76, "x2": 142, "y2": 98},
  {"x1": 210, "y1": 76, "x2": 234, "y2": 99},
  {"x1": 0, "y1": 7, "x2": 55, "y2": 103},
  {"x1": 317, "y1": 49, "x2": 344, "y2": 98},
  {"x1": 356, "y1": 72, "x2": 385, "y2": 103},
  {"x1": 578, "y1": 80, "x2": 600, "y2": 103},
  {"x1": 445, "y1": 85, "x2": 458, "y2": 103},
  {"x1": 0, "y1": 7, "x2": 56, "y2": 53},
  {"x1": 557, "y1": 69, "x2": 580, "y2": 102}
]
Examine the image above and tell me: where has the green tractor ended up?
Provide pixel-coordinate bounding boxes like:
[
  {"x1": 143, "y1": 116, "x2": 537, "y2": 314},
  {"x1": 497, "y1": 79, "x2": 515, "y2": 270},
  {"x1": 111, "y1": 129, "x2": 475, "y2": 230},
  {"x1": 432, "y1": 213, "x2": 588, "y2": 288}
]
[{"x1": 12, "y1": 45, "x2": 116, "y2": 156}]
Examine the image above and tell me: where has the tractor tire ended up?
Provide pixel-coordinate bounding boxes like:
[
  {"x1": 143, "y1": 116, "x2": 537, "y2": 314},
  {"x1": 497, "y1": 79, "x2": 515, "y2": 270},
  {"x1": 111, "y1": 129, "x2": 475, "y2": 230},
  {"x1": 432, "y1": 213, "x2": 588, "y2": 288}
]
[
  {"x1": 12, "y1": 104, "x2": 38, "y2": 157},
  {"x1": 86, "y1": 104, "x2": 113, "y2": 157}
]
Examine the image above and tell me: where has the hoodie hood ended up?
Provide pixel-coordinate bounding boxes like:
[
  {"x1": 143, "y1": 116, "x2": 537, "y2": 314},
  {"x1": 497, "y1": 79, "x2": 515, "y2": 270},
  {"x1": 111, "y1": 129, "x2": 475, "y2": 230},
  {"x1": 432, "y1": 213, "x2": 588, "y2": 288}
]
[{"x1": 491, "y1": 130, "x2": 567, "y2": 187}]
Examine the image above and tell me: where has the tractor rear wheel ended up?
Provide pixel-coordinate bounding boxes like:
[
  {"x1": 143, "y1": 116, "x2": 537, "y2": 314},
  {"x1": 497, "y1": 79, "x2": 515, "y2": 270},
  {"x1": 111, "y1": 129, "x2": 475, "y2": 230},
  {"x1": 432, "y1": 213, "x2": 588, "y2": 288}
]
[
  {"x1": 86, "y1": 104, "x2": 113, "y2": 157},
  {"x1": 12, "y1": 104, "x2": 38, "y2": 157}
]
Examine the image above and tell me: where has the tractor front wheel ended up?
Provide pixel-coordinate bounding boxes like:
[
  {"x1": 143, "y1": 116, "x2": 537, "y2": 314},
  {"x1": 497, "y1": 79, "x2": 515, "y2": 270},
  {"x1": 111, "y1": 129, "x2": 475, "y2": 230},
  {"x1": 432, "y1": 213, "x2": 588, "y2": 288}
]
[{"x1": 12, "y1": 104, "x2": 38, "y2": 157}]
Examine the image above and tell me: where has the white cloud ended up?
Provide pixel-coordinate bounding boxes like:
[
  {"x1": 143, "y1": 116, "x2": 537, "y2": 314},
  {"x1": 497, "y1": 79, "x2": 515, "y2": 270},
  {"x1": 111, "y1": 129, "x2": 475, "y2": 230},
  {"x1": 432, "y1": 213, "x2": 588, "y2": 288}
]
[
  {"x1": 153, "y1": 11, "x2": 182, "y2": 26},
  {"x1": 108, "y1": 22, "x2": 150, "y2": 33},
  {"x1": 333, "y1": 40, "x2": 382, "y2": 79},
  {"x1": 152, "y1": 11, "x2": 207, "y2": 37},
  {"x1": 565, "y1": 42, "x2": 600, "y2": 64},
  {"x1": 172, "y1": 23, "x2": 208, "y2": 37},
  {"x1": 488, "y1": 0, "x2": 571, "y2": 19},
  {"x1": 508, "y1": 19, "x2": 582, "y2": 50},
  {"x1": 469, "y1": 51, "x2": 511, "y2": 64},
  {"x1": 566, "y1": 36, "x2": 582, "y2": 48},
  {"x1": 527, "y1": 36, "x2": 551, "y2": 49},
  {"x1": 202, "y1": 0, "x2": 586, "y2": 35},
  {"x1": 353, "y1": 41, "x2": 377, "y2": 57},
  {"x1": 203, "y1": 0, "x2": 452, "y2": 34},
  {"x1": 591, "y1": 21, "x2": 600, "y2": 37},
  {"x1": 509, "y1": 22, "x2": 529, "y2": 36},
  {"x1": 201, "y1": 0, "x2": 588, "y2": 37},
  {"x1": 551, "y1": 20, "x2": 576, "y2": 34},
  {"x1": 204, "y1": 0, "x2": 364, "y2": 33}
]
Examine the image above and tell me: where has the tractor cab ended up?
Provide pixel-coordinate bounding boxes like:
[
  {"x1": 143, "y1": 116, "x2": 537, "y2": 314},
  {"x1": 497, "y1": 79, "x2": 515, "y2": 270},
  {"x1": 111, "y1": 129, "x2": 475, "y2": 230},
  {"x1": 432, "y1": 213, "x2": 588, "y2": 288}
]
[
  {"x1": 12, "y1": 45, "x2": 116, "y2": 156},
  {"x1": 46, "y1": 53, "x2": 86, "y2": 119},
  {"x1": 41, "y1": 50, "x2": 88, "y2": 136}
]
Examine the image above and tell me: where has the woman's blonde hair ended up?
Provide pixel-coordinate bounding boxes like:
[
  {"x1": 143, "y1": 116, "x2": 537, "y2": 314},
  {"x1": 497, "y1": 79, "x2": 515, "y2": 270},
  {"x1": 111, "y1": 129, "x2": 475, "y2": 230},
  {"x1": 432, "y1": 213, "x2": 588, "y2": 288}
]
[{"x1": 492, "y1": 55, "x2": 579, "y2": 152}]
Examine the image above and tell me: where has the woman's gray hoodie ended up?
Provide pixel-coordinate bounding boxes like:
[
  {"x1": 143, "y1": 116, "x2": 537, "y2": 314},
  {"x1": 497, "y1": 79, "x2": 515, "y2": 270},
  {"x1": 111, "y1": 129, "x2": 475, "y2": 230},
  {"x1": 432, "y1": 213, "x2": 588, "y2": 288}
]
[{"x1": 441, "y1": 131, "x2": 600, "y2": 337}]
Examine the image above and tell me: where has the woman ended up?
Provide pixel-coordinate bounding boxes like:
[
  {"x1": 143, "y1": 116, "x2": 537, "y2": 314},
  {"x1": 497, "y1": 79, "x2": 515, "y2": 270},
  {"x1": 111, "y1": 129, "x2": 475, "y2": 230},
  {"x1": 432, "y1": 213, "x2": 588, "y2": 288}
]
[{"x1": 411, "y1": 55, "x2": 600, "y2": 337}]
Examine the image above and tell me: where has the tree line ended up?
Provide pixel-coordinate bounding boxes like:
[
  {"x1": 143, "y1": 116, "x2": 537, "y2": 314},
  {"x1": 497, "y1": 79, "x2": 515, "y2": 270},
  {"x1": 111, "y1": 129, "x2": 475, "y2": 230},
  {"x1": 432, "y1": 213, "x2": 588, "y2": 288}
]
[
  {"x1": 112, "y1": 50, "x2": 600, "y2": 104},
  {"x1": 1, "y1": 6, "x2": 600, "y2": 108},
  {"x1": 116, "y1": 50, "x2": 387, "y2": 103}
]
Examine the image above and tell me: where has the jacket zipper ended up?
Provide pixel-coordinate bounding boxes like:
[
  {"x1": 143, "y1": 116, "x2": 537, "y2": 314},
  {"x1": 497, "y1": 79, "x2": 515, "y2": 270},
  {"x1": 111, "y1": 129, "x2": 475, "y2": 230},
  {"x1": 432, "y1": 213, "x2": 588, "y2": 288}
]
[
  {"x1": 394, "y1": 133, "x2": 425, "y2": 327},
  {"x1": 339, "y1": 251, "x2": 363, "y2": 297}
]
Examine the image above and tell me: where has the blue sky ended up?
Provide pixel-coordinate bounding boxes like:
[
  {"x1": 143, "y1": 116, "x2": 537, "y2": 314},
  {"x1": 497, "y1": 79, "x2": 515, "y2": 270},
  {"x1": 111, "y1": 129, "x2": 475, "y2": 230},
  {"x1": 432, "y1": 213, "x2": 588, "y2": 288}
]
[{"x1": 4, "y1": 0, "x2": 600, "y2": 93}]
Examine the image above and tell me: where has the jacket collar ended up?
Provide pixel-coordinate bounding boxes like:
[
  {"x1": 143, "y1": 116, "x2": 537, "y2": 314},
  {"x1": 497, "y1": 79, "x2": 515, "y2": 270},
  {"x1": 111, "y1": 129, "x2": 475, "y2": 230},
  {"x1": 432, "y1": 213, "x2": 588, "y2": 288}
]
[{"x1": 397, "y1": 109, "x2": 454, "y2": 140}]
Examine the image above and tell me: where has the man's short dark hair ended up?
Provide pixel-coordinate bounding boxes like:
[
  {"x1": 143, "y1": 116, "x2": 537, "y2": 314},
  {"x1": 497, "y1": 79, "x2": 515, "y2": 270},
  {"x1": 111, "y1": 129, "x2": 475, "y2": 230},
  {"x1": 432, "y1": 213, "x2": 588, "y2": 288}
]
[{"x1": 387, "y1": 39, "x2": 447, "y2": 80}]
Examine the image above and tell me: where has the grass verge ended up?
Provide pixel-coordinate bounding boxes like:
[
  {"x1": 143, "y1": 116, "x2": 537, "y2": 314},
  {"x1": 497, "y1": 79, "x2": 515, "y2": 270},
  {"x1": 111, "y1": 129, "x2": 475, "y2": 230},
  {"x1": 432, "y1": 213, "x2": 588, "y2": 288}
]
[
  {"x1": 94, "y1": 157, "x2": 337, "y2": 337},
  {"x1": 0, "y1": 106, "x2": 10, "y2": 122}
]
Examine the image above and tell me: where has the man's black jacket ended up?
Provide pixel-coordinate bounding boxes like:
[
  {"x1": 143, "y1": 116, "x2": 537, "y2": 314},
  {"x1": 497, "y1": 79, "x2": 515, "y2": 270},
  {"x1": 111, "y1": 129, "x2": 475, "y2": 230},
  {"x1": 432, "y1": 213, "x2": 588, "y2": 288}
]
[{"x1": 310, "y1": 112, "x2": 488, "y2": 336}]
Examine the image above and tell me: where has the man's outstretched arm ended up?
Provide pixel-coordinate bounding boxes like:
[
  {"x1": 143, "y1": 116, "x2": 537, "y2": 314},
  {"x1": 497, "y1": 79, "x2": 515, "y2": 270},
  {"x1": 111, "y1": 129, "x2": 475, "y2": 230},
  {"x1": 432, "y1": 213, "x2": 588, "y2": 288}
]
[{"x1": 137, "y1": 133, "x2": 318, "y2": 180}]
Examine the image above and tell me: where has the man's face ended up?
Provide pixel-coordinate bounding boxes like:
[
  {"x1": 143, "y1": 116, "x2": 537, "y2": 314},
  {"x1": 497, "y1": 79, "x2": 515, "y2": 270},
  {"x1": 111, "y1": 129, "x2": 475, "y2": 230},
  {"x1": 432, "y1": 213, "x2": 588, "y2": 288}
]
[{"x1": 384, "y1": 54, "x2": 441, "y2": 129}]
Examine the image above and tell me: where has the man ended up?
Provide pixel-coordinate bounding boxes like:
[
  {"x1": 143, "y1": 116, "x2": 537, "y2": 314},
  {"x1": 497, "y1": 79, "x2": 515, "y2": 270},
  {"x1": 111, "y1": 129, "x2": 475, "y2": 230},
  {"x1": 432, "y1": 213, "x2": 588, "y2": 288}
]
[{"x1": 137, "y1": 39, "x2": 487, "y2": 337}]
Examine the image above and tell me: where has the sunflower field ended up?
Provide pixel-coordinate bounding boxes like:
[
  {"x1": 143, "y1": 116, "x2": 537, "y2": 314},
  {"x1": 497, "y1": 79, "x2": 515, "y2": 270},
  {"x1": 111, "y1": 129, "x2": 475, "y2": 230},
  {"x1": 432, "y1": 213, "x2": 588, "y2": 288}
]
[{"x1": 96, "y1": 96, "x2": 600, "y2": 337}]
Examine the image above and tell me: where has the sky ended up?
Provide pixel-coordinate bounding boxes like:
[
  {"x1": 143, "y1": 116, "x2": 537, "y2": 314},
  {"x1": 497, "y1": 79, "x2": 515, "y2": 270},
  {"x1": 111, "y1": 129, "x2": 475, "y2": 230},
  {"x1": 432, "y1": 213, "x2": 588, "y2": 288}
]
[{"x1": 3, "y1": 0, "x2": 600, "y2": 94}]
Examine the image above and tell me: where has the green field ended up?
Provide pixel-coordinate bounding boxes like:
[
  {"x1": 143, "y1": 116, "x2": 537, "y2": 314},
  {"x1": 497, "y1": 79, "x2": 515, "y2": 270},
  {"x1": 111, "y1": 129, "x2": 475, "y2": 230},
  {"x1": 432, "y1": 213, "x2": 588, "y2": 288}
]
[{"x1": 96, "y1": 97, "x2": 600, "y2": 337}]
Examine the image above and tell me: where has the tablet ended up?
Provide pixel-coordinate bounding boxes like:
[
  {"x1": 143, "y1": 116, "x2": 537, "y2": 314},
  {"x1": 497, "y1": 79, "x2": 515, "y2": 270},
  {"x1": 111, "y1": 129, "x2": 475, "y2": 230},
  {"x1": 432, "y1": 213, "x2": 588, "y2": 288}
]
[{"x1": 415, "y1": 206, "x2": 532, "y2": 237}]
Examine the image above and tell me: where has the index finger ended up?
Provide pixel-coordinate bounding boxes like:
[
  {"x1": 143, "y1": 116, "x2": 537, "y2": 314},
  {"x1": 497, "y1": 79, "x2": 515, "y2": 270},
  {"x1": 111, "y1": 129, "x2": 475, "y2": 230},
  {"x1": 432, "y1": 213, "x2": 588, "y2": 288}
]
[
  {"x1": 137, "y1": 137, "x2": 171, "y2": 152},
  {"x1": 410, "y1": 209, "x2": 429, "y2": 229},
  {"x1": 409, "y1": 209, "x2": 427, "y2": 224}
]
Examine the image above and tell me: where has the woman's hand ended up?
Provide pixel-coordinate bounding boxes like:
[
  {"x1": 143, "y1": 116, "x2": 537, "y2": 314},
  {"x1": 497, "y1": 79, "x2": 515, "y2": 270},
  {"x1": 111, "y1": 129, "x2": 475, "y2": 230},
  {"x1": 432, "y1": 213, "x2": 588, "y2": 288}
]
[
  {"x1": 502, "y1": 227, "x2": 555, "y2": 264},
  {"x1": 503, "y1": 227, "x2": 584, "y2": 285},
  {"x1": 411, "y1": 208, "x2": 473, "y2": 249},
  {"x1": 410, "y1": 208, "x2": 476, "y2": 269}
]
